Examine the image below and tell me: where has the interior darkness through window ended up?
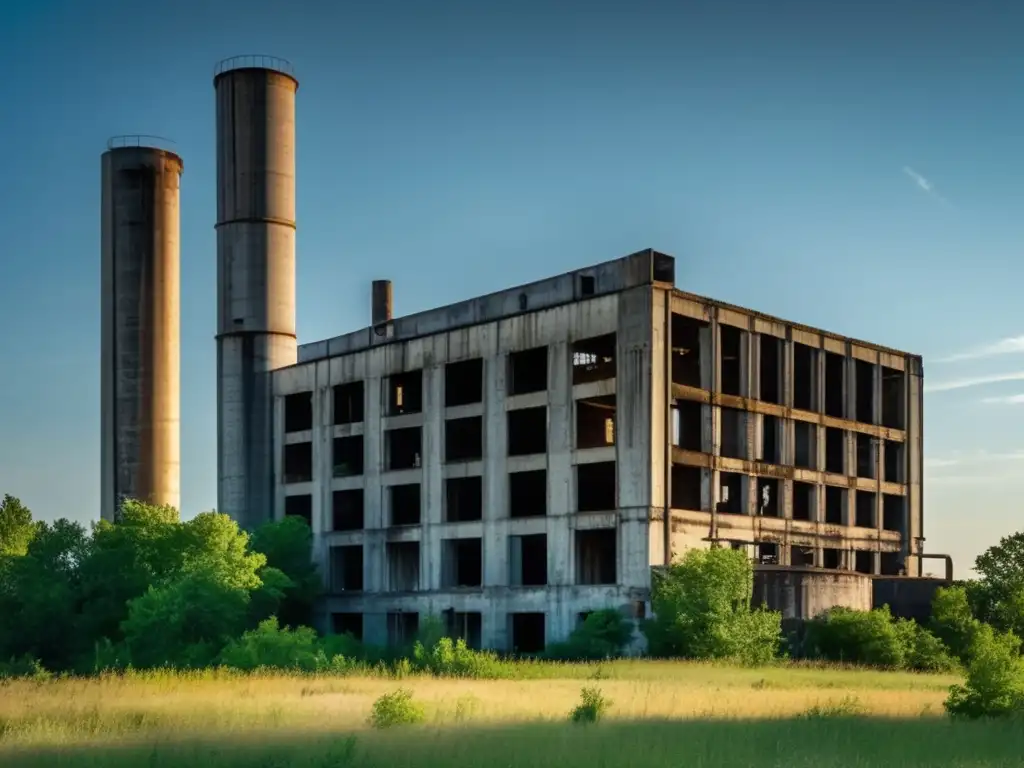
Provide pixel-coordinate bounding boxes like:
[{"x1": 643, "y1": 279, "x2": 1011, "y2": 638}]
[
  {"x1": 672, "y1": 399, "x2": 702, "y2": 451},
  {"x1": 670, "y1": 464, "x2": 702, "y2": 510},
  {"x1": 283, "y1": 443, "x2": 312, "y2": 483},
  {"x1": 386, "y1": 427, "x2": 422, "y2": 470},
  {"x1": 509, "y1": 469, "x2": 546, "y2": 517},
  {"x1": 332, "y1": 489, "x2": 364, "y2": 531},
  {"x1": 824, "y1": 352, "x2": 845, "y2": 418},
  {"x1": 856, "y1": 360, "x2": 875, "y2": 424},
  {"x1": 445, "y1": 358, "x2": 484, "y2": 407},
  {"x1": 671, "y1": 314, "x2": 706, "y2": 388},
  {"x1": 577, "y1": 461, "x2": 616, "y2": 512},
  {"x1": 333, "y1": 435, "x2": 364, "y2": 477},
  {"x1": 793, "y1": 343, "x2": 815, "y2": 411},
  {"x1": 446, "y1": 476, "x2": 483, "y2": 522},
  {"x1": 572, "y1": 334, "x2": 616, "y2": 385},
  {"x1": 759, "y1": 335, "x2": 781, "y2": 404},
  {"x1": 445, "y1": 416, "x2": 483, "y2": 462},
  {"x1": 508, "y1": 407, "x2": 547, "y2": 455},
  {"x1": 284, "y1": 392, "x2": 312, "y2": 432},
  {"x1": 389, "y1": 483, "x2": 421, "y2": 526},
  {"x1": 720, "y1": 325, "x2": 742, "y2": 396},
  {"x1": 284, "y1": 494, "x2": 312, "y2": 527},
  {"x1": 508, "y1": 347, "x2": 548, "y2": 395},
  {"x1": 334, "y1": 381, "x2": 364, "y2": 424}
]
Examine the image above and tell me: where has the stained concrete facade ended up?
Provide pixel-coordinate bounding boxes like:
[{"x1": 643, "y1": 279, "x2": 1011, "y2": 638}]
[{"x1": 270, "y1": 249, "x2": 923, "y2": 651}]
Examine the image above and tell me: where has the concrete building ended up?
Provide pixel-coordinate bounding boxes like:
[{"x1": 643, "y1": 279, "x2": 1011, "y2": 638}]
[
  {"x1": 270, "y1": 248, "x2": 924, "y2": 651},
  {"x1": 100, "y1": 137, "x2": 183, "y2": 520}
]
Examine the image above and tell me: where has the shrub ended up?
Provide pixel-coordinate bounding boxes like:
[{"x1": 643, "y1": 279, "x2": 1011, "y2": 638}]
[
  {"x1": 412, "y1": 637, "x2": 506, "y2": 678},
  {"x1": 803, "y1": 606, "x2": 908, "y2": 668},
  {"x1": 569, "y1": 686, "x2": 612, "y2": 724},
  {"x1": 905, "y1": 623, "x2": 959, "y2": 673},
  {"x1": 931, "y1": 585, "x2": 984, "y2": 664},
  {"x1": 945, "y1": 625, "x2": 1024, "y2": 719},
  {"x1": 545, "y1": 609, "x2": 634, "y2": 661},
  {"x1": 0, "y1": 655, "x2": 50, "y2": 681},
  {"x1": 800, "y1": 695, "x2": 865, "y2": 719},
  {"x1": 219, "y1": 617, "x2": 323, "y2": 672},
  {"x1": 369, "y1": 689, "x2": 425, "y2": 729}
]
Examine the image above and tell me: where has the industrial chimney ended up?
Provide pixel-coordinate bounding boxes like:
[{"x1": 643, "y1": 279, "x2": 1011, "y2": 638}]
[
  {"x1": 100, "y1": 136, "x2": 183, "y2": 520},
  {"x1": 214, "y1": 55, "x2": 298, "y2": 530},
  {"x1": 372, "y1": 279, "x2": 393, "y2": 326}
]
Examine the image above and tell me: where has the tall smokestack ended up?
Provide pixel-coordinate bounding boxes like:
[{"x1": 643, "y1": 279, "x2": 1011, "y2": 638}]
[
  {"x1": 372, "y1": 279, "x2": 393, "y2": 326},
  {"x1": 100, "y1": 136, "x2": 182, "y2": 520},
  {"x1": 214, "y1": 55, "x2": 298, "y2": 530}
]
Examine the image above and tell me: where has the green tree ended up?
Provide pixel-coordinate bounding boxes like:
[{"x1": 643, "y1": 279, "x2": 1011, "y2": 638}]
[
  {"x1": 248, "y1": 516, "x2": 321, "y2": 627},
  {"x1": 945, "y1": 624, "x2": 1024, "y2": 719},
  {"x1": 931, "y1": 585, "x2": 983, "y2": 663},
  {"x1": 971, "y1": 532, "x2": 1024, "y2": 639},
  {"x1": 0, "y1": 494, "x2": 37, "y2": 557}
]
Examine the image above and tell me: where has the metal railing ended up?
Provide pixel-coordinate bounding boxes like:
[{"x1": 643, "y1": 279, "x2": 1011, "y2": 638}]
[
  {"x1": 106, "y1": 135, "x2": 178, "y2": 152},
  {"x1": 214, "y1": 54, "x2": 296, "y2": 78}
]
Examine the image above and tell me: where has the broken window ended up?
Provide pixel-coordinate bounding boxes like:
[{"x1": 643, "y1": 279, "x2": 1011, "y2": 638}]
[
  {"x1": 577, "y1": 461, "x2": 616, "y2": 512},
  {"x1": 825, "y1": 486, "x2": 844, "y2": 525},
  {"x1": 389, "y1": 483, "x2": 421, "y2": 526},
  {"x1": 791, "y1": 546, "x2": 815, "y2": 566},
  {"x1": 442, "y1": 538, "x2": 483, "y2": 587},
  {"x1": 510, "y1": 533, "x2": 547, "y2": 586},
  {"x1": 386, "y1": 541, "x2": 420, "y2": 591},
  {"x1": 572, "y1": 333, "x2": 616, "y2": 385},
  {"x1": 855, "y1": 433, "x2": 874, "y2": 479},
  {"x1": 855, "y1": 490, "x2": 876, "y2": 528},
  {"x1": 884, "y1": 440, "x2": 904, "y2": 483},
  {"x1": 508, "y1": 347, "x2": 548, "y2": 395},
  {"x1": 386, "y1": 427, "x2": 421, "y2": 470},
  {"x1": 332, "y1": 489, "x2": 364, "y2": 531},
  {"x1": 330, "y1": 545, "x2": 363, "y2": 592},
  {"x1": 718, "y1": 472, "x2": 745, "y2": 514},
  {"x1": 445, "y1": 416, "x2": 483, "y2": 462},
  {"x1": 576, "y1": 395, "x2": 616, "y2": 449},
  {"x1": 757, "y1": 541, "x2": 779, "y2": 565},
  {"x1": 855, "y1": 360, "x2": 875, "y2": 424},
  {"x1": 824, "y1": 352, "x2": 845, "y2": 418},
  {"x1": 793, "y1": 343, "x2": 816, "y2": 411},
  {"x1": 510, "y1": 612, "x2": 546, "y2": 654},
  {"x1": 825, "y1": 427, "x2": 845, "y2": 474},
  {"x1": 883, "y1": 494, "x2": 904, "y2": 533},
  {"x1": 670, "y1": 465, "x2": 702, "y2": 510},
  {"x1": 387, "y1": 370, "x2": 423, "y2": 416},
  {"x1": 445, "y1": 611, "x2": 482, "y2": 649},
  {"x1": 284, "y1": 392, "x2": 313, "y2": 432},
  {"x1": 445, "y1": 476, "x2": 483, "y2": 522},
  {"x1": 881, "y1": 551, "x2": 903, "y2": 576},
  {"x1": 508, "y1": 407, "x2": 547, "y2": 455},
  {"x1": 823, "y1": 548, "x2": 841, "y2": 569},
  {"x1": 757, "y1": 478, "x2": 779, "y2": 517},
  {"x1": 333, "y1": 381, "x2": 365, "y2": 424},
  {"x1": 793, "y1": 481, "x2": 815, "y2": 521},
  {"x1": 854, "y1": 550, "x2": 874, "y2": 575},
  {"x1": 387, "y1": 612, "x2": 419, "y2": 647},
  {"x1": 720, "y1": 325, "x2": 743, "y2": 396},
  {"x1": 284, "y1": 494, "x2": 312, "y2": 527},
  {"x1": 671, "y1": 314, "x2": 706, "y2": 388},
  {"x1": 760, "y1": 414, "x2": 780, "y2": 464},
  {"x1": 509, "y1": 469, "x2": 546, "y2": 518},
  {"x1": 445, "y1": 358, "x2": 484, "y2": 407},
  {"x1": 576, "y1": 529, "x2": 617, "y2": 585},
  {"x1": 283, "y1": 442, "x2": 313, "y2": 483},
  {"x1": 881, "y1": 366, "x2": 905, "y2": 429},
  {"x1": 794, "y1": 422, "x2": 816, "y2": 470},
  {"x1": 720, "y1": 407, "x2": 746, "y2": 460},
  {"x1": 672, "y1": 399, "x2": 702, "y2": 451},
  {"x1": 333, "y1": 435, "x2": 364, "y2": 477},
  {"x1": 759, "y1": 335, "x2": 781, "y2": 404},
  {"x1": 331, "y1": 613, "x2": 363, "y2": 640}
]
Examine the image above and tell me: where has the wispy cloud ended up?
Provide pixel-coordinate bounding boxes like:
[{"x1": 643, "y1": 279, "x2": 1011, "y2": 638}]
[
  {"x1": 934, "y1": 335, "x2": 1024, "y2": 364},
  {"x1": 981, "y1": 393, "x2": 1024, "y2": 406},
  {"x1": 925, "y1": 450, "x2": 1024, "y2": 469},
  {"x1": 902, "y1": 166, "x2": 953, "y2": 207},
  {"x1": 924, "y1": 371, "x2": 1024, "y2": 393}
]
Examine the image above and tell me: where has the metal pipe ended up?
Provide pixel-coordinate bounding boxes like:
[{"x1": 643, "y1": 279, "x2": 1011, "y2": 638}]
[{"x1": 920, "y1": 552, "x2": 954, "y2": 582}]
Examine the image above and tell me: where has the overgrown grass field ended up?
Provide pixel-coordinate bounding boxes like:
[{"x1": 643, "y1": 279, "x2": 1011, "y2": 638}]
[{"x1": 2, "y1": 661, "x2": 1018, "y2": 767}]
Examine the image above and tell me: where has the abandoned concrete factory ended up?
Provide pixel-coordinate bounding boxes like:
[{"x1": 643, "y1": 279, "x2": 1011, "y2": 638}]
[{"x1": 99, "y1": 56, "x2": 928, "y2": 653}]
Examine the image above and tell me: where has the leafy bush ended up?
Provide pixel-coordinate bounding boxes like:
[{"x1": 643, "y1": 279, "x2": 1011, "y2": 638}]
[
  {"x1": 799, "y1": 695, "x2": 865, "y2": 719},
  {"x1": 569, "y1": 686, "x2": 612, "y2": 724},
  {"x1": 904, "y1": 623, "x2": 959, "y2": 673},
  {"x1": 945, "y1": 625, "x2": 1024, "y2": 719},
  {"x1": 412, "y1": 637, "x2": 505, "y2": 678},
  {"x1": 545, "y1": 609, "x2": 634, "y2": 661},
  {"x1": 219, "y1": 617, "x2": 324, "y2": 672},
  {"x1": 804, "y1": 606, "x2": 909, "y2": 668},
  {"x1": 369, "y1": 689, "x2": 425, "y2": 729},
  {"x1": 0, "y1": 655, "x2": 50, "y2": 681},
  {"x1": 931, "y1": 585, "x2": 984, "y2": 664}
]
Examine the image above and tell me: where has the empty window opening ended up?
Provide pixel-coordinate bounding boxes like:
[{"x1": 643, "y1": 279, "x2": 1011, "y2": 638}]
[
  {"x1": 823, "y1": 548, "x2": 841, "y2": 569},
  {"x1": 577, "y1": 461, "x2": 617, "y2": 512},
  {"x1": 672, "y1": 399, "x2": 703, "y2": 451},
  {"x1": 284, "y1": 392, "x2": 313, "y2": 433},
  {"x1": 881, "y1": 367, "x2": 905, "y2": 429},
  {"x1": 572, "y1": 333, "x2": 616, "y2": 384},
  {"x1": 576, "y1": 395, "x2": 616, "y2": 449},
  {"x1": 759, "y1": 335, "x2": 781, "y2": 404},
  {"x1": 824, "y1": 352, "x2": 845, "y2": 418},
  {"x1": 387, "y1": 370, "x2": 423, "y2": 416},
  {"x1": 825, "y1": 486, "x2": 844, "y2": 525},
  {"x1": 718, "y1": 472, "x2": 745, "y2": 514},
  {"x1": 760, "y1": 414, "x2": 780, "y2": 464},
  {"x1": 855, "y1": 490, "x2": 876, "y2": 528},
  {"x1": 855, "y1": 360, "x2": 875, "y2": 424},
  {"x1": 509, "y1": 469, "x2": 546, "y2": 518},
  {"x1": 757, "y1": 478, "x2": 780, "y2": 517},
  {"x1": 671, "y1": 465, "x2": 702, "y2": 510},
  {"x1": 387, "y1": 612, "x2": 419, "y2": 647},
  {"x1": 881, "y1": 551, "x2": 903, "y2": 576},
  {"x1": 445, "y1": 358, "x2": 484, "y2": 407},
  {"x1": 884, "y1": 440, "x2": 904, "y2": 483},
  {"x1": 671, "y1": 314, "x2": 707, "y2": 388},
  {"x1": 330, "y1": 545, "x2": 363, "y2": 592},
  {"x1": 508, "y1": 347, "x2": 548, "y2": 395},
  {"x1": 389, "y1": 483, "x2": 421, "y2": 526},
  {"x1": 793, "y1": 343, "x2": 816, "y2": 411},
  {"x1": 331, "y1": 613, "x2": 363, "y2": 640},
  {"x1": 721, "y1": 407, "x2": 746, "y2": 459},
  {"x1": 576, "y1": 529, "x2": 617, "y2": 585},
  {"x1": 333, "y1": 435, "x2": 364, "y2": 477},
  {"x1": 445, "y1": 416, "x2": 483, "y2": 462},
  {"x1": 508, "y1": 407, "x2": 547, "y2": 455},
  {"x1": 720, "y1": 325, "x2": 743, "y2": 396},
  {"x1": 793, "y1": 481, "x2": 815, "y2": 521},
  {"x1": 283, "y1": 442, "x2": 313, "y2": 484},
  {"x1": 445, "y1": 611, "x2": 482, "y2": 650},
  {"x1": 333, "y1": 381, "x2": 365, "y2": 424},
  {"x1": 855, "y1": 433, "x2": 874, "y2": 478},
  {"x1": 791, "y1": 546, "x2": 815, "y2": 566},
  {"x1": 580, "y1": 274, "x2": 596, "y2": 296},
  {"x1": 442, "y1": 538, "x2": 483, "y2": 588},
  {"x1": 757, "y1": 541, "x2": 780, "y2": 565},
  {"x1": 445, "y1": 476, "x2": 483, "y2": 522},
  {"x1": 883, "y1": 494, "x2": 904, "y2": 533},
  {"x1": 510, "y1": 533, "x2": 548, "y2": 586},
  {"x1": 284, "y1": 494, "x2": 312, "y2": 527},
  {"x1": 854, "y1": 550, "x2": 874, "y2": 575},
  {"x1": 386, "y1": 541, "x2": 420, "y2": 592},
  {"x1": 332, "y1": 489, "x2": 364, "y2": 531},
  {"x1": 825, "y1": 428, "x2": 845, "y2": 474},
  {"x1": 386, "y1": 427, "x2": 422, "y2": 470},
  {"x1": 510, "y1": 613, "x2": 546, "y2": 654},
  {"x1": 794, "y1": 422, "x2": 816, "y2": 470}
]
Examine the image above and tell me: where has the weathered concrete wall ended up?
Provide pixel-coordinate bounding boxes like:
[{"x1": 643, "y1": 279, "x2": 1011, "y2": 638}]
[
  {"x1": 753, "y1": 566, "x2": 872, "y2": 620},
  {"x1": 874, "y1": 576, "x2": 948, "y2": 622}
]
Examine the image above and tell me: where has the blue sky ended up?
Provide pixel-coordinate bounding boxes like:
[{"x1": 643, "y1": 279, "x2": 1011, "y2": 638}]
[{"x1": 0, "y1": 0, "x2": 1020, "y2": 576}]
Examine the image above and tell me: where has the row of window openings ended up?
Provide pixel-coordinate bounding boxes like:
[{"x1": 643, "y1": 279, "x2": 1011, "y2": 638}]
[
  {"x1": 285, "y1": 462, "x2": 618, "y2": 530},
  {"x1": 283, "y1": 397, "x2": 615, "y2": 483},
  {"x1": 672, "y1": 314, "x2": 906, "y2": 429},
  {"x1": 737, "y1": 541, "x2": 905, "y2": 576},
  {"x1": 674, "y1": 400, "x2": 905, "y2": 482},
  {"x1": 329, "y1": 529, "x2": 617, "y2": 594},
  {"x1": 283, "y1": 334, "x2": 618, "y2": 433}
]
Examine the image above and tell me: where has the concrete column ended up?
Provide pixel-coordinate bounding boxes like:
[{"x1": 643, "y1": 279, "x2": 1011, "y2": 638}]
[
  {"x1": 844, "y1": 347, "x2": 856, "y2": 421},
  {"x1": 422, "y1": 361, "x2": 444, "y2": 595},
  {"x1": 363, "y1": 374, "x2": 385, "y2": 594},
  {"x1": 738, "y1": 330, "x2": 751, "y2": 397},
  {"x1": 782, "y1": 336, "x2": 794, "y2": 408},
  {"x1": 906, "y1": 361, "x2": 924, "y2": 576},
  {"x1": 483, "y1": 335, "x2": 510, "y2": 588},
  {"x1": 547, "y1": 340, "x2": 572, "y2": 586},
  {"x1": 816, "y1": 345, "x2": 826, "y2": 415},
  {"x1": 749, "y1": 328, "x2": 760, "y2": 400}
]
